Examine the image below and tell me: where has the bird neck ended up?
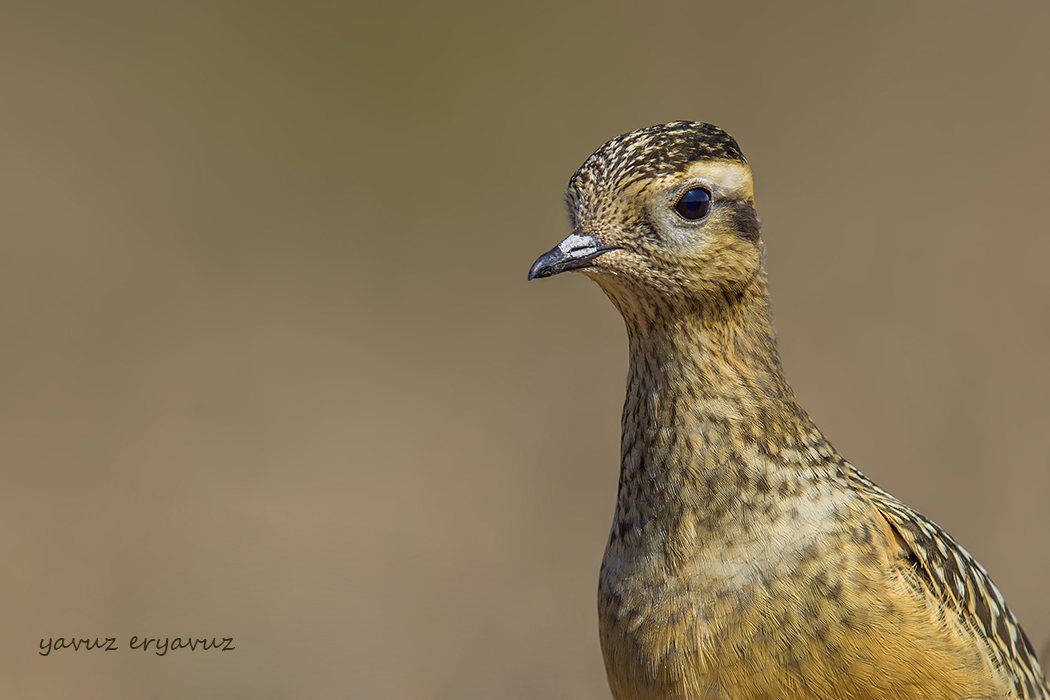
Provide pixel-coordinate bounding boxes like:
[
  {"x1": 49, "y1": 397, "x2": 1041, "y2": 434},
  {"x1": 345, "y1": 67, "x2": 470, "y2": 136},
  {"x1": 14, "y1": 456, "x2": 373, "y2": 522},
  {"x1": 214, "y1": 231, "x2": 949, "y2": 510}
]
[{"x1": 615, "y1": 272, "x2": 833, "y2": 512}]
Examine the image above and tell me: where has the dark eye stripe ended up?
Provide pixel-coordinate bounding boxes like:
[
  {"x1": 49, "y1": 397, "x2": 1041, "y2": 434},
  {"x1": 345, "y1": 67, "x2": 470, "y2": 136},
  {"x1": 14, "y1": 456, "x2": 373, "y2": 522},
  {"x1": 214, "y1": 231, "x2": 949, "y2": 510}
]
[{"x1": 674, "y1": 187, "x2": 711, "y2": 220}]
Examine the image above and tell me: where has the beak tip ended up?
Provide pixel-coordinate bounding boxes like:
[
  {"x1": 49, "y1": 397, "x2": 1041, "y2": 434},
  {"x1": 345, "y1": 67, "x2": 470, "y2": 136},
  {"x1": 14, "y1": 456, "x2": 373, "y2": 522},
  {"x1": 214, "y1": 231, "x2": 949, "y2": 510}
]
[
  {"x1": 528, "y1": 246, "x2": 561, "y2": 281},
  {"x1": 526, "y1": 262, "x2": 548, "y2": 281}
]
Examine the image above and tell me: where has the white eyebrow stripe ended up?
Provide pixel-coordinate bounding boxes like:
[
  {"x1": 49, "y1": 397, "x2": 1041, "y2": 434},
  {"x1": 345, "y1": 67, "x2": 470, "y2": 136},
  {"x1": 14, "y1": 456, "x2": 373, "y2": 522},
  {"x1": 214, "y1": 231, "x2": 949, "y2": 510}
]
[{"x1": 683, "y1": 161, "x2": 754, "y2": 201}]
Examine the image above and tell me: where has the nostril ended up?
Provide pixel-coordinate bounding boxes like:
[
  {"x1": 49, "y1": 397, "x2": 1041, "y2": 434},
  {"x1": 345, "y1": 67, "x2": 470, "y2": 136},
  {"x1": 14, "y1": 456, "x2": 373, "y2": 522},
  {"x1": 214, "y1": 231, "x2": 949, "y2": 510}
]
[{"x1": 559, "y1": 232, "x2": 600, "y2": 255}]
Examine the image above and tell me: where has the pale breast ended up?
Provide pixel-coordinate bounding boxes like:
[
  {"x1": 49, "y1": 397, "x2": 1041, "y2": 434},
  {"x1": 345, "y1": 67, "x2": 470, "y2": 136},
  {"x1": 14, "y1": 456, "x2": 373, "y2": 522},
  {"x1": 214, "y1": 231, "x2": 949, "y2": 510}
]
[{"x1": 597, "y1": 490, "x2": 1009, "y2": 700}]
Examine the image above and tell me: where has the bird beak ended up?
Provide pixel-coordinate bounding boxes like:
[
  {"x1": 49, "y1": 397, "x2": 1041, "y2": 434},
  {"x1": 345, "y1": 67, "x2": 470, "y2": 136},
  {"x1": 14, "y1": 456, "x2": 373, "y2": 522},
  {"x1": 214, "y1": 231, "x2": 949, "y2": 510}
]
[{"x1": 528, "y1": 231, "x2": 618, "y2": 280}]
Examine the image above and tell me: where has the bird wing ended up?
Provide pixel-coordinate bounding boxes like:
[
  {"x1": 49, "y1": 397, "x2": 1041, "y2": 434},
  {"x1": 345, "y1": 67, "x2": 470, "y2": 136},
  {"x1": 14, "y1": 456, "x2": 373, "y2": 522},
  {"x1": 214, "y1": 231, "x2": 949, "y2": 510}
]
[{"x1": 849, "y1": 468, "x2": 1050, "y2": 699}]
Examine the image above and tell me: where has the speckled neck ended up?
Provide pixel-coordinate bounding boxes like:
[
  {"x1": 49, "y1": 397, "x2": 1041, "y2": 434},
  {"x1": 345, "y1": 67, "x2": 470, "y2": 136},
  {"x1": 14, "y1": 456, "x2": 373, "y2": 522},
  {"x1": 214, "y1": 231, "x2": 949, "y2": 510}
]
[{"x1": 608, "y1": 270, "x2": 837, "y2": 540}]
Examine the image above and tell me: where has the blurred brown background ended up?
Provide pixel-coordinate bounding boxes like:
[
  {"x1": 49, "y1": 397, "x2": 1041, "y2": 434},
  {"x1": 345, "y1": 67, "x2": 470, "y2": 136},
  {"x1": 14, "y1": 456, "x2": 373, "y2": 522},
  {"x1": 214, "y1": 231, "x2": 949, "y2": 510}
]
[{"x1": 1, "y1": 1, "x2": 1048, "y2": 698}]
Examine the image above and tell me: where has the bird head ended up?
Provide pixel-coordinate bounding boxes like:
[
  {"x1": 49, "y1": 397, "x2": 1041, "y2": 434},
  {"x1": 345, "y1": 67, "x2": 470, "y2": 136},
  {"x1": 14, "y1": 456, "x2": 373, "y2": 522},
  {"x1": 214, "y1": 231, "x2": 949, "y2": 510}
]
[{"x1": 529, "y1": 121, "x2": 764, "y2": 324}]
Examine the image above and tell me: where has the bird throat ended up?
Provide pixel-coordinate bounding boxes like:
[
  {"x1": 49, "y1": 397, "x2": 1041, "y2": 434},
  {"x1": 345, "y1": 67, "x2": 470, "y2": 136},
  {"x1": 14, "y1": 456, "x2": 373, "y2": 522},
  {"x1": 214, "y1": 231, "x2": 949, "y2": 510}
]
[{"x1": 611, "y1": 273, "x2": 833, "y2": 550}]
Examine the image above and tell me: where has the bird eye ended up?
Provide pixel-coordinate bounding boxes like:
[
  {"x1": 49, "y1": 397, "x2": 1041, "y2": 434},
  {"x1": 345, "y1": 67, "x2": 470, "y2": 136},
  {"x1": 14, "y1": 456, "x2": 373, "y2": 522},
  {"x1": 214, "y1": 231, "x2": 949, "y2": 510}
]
[{"x1": 674, "y1": 187, "x2": 711, "y2": 220}]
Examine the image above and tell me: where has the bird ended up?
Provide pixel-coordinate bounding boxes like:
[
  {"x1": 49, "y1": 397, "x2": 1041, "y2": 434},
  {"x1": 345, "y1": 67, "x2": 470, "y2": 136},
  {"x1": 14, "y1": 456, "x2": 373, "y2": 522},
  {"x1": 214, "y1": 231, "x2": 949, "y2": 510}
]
[{"x1": 528, "y1": 121, "x2": 1050, "y2": 700}]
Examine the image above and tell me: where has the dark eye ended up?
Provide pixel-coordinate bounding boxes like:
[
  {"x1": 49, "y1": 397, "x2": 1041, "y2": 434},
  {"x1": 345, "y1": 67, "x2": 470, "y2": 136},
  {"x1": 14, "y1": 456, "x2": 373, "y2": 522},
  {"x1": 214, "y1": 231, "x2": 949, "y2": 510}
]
[{"x1": 674, "y1": 187, "x2": 711, "y2": 220}]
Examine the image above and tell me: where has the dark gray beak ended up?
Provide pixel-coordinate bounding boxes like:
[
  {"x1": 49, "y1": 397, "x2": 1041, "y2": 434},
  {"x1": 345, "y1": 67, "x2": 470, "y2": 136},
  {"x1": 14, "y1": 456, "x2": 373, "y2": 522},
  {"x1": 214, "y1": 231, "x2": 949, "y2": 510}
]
[{"x1": 528, "y1": 231, "x2": 617, "y2": 280}]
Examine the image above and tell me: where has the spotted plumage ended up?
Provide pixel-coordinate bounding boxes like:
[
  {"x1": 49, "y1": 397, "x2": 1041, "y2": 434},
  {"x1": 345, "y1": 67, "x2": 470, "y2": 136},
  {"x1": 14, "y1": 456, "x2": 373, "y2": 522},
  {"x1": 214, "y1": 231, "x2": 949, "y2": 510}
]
[
  {"x1": 855, "y1": 468, "x2": 1048, "y2": 699},
  {"x1": 530, "y1": 121, "x2": 1049, "y2": 699}
]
